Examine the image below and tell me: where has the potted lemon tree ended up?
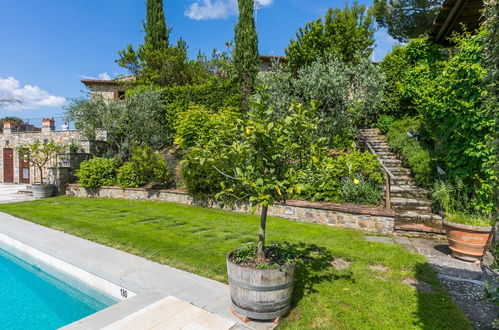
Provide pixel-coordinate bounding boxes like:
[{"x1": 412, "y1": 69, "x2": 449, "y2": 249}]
[
  {"x1": 200, "y1": 96, "x2": 321, "y2": 321},
  {"x1": 17, "y1": 139, "x2": 65, "y2": 199},
  {"x1": 432, "y1": 180, "x2": 495, "y2": 262}
]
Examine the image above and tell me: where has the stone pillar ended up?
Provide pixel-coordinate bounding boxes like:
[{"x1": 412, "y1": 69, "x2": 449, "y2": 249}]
[
  {"x1": 49, "y1": 167, "x2": 71, "y2": 195},
  {"x1": 2, "y1": 121, "x2": 16, "y2": 135},
  {"x1": 41, "y1": 118, "x2": 55, "y2": 134}
]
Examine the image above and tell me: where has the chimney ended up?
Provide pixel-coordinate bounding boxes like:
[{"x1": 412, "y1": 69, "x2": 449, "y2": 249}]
[
  {"x1": 2, "y1": 121, "x2": 16, "y2": 135},
  {"x1": 42, "y1": 118, "x2": 55, "y2": 134}
]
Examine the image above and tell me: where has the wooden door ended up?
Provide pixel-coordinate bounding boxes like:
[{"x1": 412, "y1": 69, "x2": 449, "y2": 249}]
[
  {"x1": 19, "y1": 152, "x2": 30, "y2": 184},
  {"x1": 3, "y1": 148, "x2": 14, "y2": 183}
]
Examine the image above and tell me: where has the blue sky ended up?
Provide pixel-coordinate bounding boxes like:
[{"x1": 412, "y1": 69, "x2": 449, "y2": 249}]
[{"x1": 0, "y1": 0, "x2": 398, "y2": 122}]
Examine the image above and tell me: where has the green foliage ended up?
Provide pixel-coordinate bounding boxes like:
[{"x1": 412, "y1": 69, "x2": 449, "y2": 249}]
[
  {"x1": 231, "y1": 243, "x2": 299, "y2": 269},
  {"x1": 431, "y1": 179, "x2": 495, "y2": 227},
  {"x1": 65, "y1": 90, "x2": 169, "y2": 160},
  {"x1": 386, "y1": 117, "x2": 434, "y2": 186},
  {"x1": 117, "y1": 145, "x2": 171, "y2": 188},
  {"x1": 143, "y1": 0, "x2": 169, "y2": 50},
  {"x1": 259, "y1": 56, "x2": 384, "y2": 146},
  {"x1": 379, "y1": 39, "x2": 444, "y2": 118},
  {"x1": 0, "y1": 116, "x2": 24, "y2": 124},
  {"x1": 233, "y1": 0, "x2": 259, "y2": 107},
  {"x1": 298, "y1": 150, "x2": 383, "y2": 204},
  {"x1": 340, "y1": 176, "x2": 384, "y2": 206},
  {"x1": 160, "y1": 78, "x2": 241, "y2": 137},
  {"x1": 76, "y1": 157, "x2": 119, "y2": 188},
  {"x1": 17, "y1": 140, "x2": 65, "y2": 185},
  {"x1": 372, "y1": 0, "x2": 441, "y2": 42},
  {"x1": 117, "y1": 41, "x2": 207, "y2": 87},
  {"x1": 174, "y1": 105, "x2": 239, "y2": 151},
  {"x1": 412, "y1": 30, "x2": 496, "y2": 213},
  {"x1": 375, "y1": 115, "x2": 396, "y2": 134},
  {"x1": 285, "y1": 2, "x2": 375, "y2": 70}
]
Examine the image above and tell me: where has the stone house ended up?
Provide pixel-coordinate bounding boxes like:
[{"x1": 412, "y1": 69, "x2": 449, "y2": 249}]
[
  {"x1": 81, "y1": 75, "x2": 136, "y2": 102},
  {"x1": 0, "y1": 118, "x2": 106, "y2": 189}
]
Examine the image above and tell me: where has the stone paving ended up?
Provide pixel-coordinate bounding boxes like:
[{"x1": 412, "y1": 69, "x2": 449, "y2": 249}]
[
  {"x1": 395, "y1": 235, "x2": 498, "y2": 329},
  {"x1": 0, "y1": 183, "x2": 35, "y2": 204}
]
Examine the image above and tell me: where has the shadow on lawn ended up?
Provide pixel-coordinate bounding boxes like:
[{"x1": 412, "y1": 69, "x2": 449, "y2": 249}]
[
  {"x1": 288, "y1": 242, "x2": 354, "y2": 307},
  {"x1": 413, "y1": 262, "x2": 477, "y2": 330}
]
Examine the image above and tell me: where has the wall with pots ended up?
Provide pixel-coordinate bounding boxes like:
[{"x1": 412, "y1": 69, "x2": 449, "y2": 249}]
[{"x1": 66, "y1": 184, "x2": 396, "y2": 234}]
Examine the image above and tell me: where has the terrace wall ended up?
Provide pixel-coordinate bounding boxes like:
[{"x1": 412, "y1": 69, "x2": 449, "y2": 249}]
[{"x1": 66, "y1": 185, "x2": 395, "y2": 234}]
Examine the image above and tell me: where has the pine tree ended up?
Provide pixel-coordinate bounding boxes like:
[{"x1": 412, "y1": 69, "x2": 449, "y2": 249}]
[
  {"x1": 143, "y1": 0, "x2": 170, "y2": 49},
  {"x1": 233, "y1": 0, "x2": 259, "y2": 108}
]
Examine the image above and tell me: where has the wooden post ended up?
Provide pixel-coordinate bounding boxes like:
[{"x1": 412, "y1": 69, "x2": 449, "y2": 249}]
[{"x1": 385, "y1": 175, "x2": 391, "y2": 209}]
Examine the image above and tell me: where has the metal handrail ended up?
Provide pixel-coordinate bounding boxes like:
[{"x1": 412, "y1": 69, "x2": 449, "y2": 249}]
[{"x1": 365, "y1": 139, "x2": 394, "y2": 209}]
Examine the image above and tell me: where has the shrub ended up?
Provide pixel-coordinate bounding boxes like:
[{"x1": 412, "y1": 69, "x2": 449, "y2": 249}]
[
  {"x1": 386, "y1": 117, "x2": 434, "y2": 186},
  {"x1": 340, "y1": 176, "x2": 384, "y2": 205},
  {"x1": 76, "y1": 157, "x2": 119, "y2": 188},
  {"x1": 117, "y1": 145, "x2": 172, "y2": 188},
  {"x1": 298, "y1": 151, "x2": 383, "y2": 204},
  {"x1": 174, "y1": 105, "x2": 239, "y2": 151},
  {"x1": 375, "y1": 115, "x2": 395, "y2": 134},
  {"x1": 161, "y1": 78, "x2": 241, "y2": 135}
]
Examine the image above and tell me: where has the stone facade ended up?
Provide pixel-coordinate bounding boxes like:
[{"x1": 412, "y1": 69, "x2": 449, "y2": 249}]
[
  {"x1": 81, "y1": 75, "x2": 136, "y2": 102},
  {"x1": 66, "y1": 185, "x2": 395, "y2": 233},
  {"x1": 0, "y1": 118, "x2": 105, "y2": 185}
]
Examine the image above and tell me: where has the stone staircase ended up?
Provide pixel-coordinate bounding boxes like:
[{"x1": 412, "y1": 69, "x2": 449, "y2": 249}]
[{"x1": 359, "y1": 128, "x2": 443, "y2": 233}]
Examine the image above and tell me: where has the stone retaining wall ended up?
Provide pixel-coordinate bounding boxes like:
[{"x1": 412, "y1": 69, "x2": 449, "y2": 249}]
[{"x1": 66, "y1": 185, "x2": 395, "y2": 233}]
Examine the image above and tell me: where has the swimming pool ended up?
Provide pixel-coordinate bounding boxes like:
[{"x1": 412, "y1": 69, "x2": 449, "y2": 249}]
[{"x1": 0, "y1": 248, "x2": 117, "y2": 330}]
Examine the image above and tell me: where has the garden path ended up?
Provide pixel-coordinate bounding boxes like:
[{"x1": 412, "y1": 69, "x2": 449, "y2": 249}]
[
  {"x1": 396, "y1": 236, "x2": 498, "y2": 329},
  {"x1": 0, "y1": 183, "x2": 35, "y2": 204}
]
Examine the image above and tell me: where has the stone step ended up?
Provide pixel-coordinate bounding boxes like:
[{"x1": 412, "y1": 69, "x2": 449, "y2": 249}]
[
  {"x1": 396, "y1": 211, "x2": 442, "y2": 222},
  {"x1": 391, "y1": 186, "x2": 429, "y2": 199},
  {"x1": 394, "y1": 223, "x2": 445, "y2": 233},
  {"x1": 391, "y1": 197, "x2": 431, "y2": 206},
  {"x1": 382, "y1": 159, "x2": 402, "y2": 165},
  {"x1": 388, "y1": 168, "x2": 412, "y2": 175},
  {"x1": 18, "y1": 190, "x2": 33, "y2": 195}
]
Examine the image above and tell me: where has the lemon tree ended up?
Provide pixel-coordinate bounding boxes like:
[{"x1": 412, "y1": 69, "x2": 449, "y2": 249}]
[{"x1": 208, "y1": 93, "x2": 323, "y2": 262}]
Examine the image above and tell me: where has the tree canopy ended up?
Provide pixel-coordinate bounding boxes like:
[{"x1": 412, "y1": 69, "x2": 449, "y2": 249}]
[
  {"x1": 285, "y1": 2, "x2": 375, "y2": 70},
  {"x1": 372, "y1": 0, "x2": 441, "y2": 42}
]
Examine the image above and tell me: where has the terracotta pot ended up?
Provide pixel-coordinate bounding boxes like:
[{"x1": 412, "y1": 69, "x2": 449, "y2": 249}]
[
  {"x1": 443, "y1": 220, "x2": 494, "y2": 262},
  {"x1": 226, "y1": 250, "x2": 295, "y2": 321}
]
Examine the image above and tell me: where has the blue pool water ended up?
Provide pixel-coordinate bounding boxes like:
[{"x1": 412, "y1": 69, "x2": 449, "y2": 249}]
[{"x1": 0, "y1": 248, "x2": 117, "y2": 330}]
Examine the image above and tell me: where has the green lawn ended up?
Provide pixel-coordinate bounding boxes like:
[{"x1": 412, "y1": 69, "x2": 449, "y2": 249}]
[{"x1": 0, "y1": 197, "x2": 471, "y2": 329}]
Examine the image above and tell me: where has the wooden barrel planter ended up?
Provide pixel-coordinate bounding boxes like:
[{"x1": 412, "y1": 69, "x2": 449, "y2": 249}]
[
  {"x1": 443, "y1": 220, "x2": 494, "y2": 262},
  {"x1": 32, "y1": 184, "x2": 54, "y2": 199},
  {"x1": 226, "y1": 250, "x2": 296, "y2": 321}
]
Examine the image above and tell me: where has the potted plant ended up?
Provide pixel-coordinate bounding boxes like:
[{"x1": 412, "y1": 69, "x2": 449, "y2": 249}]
[
  {"x1": 17, "y1": 139, "x2": 65, "y2": 199},
  {"x1": 432, "y1": 180, "x2": 495, "y2": 262},
  {"x1": 200, "y1": 96, "x2": 321, "y2": 321}
]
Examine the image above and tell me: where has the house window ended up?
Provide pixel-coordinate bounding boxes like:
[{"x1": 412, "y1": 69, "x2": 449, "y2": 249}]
[{"x1": 113, "y1": 90, "x2": 126, "y2": 100}]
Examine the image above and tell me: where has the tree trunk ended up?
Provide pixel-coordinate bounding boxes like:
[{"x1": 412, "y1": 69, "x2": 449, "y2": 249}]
[{"x1": 257, "y1": 205, "x2": 268, "y2": 262}]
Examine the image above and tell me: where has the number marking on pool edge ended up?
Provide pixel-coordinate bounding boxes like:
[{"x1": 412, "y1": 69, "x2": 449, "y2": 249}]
[{"x1": 120, "y1": 288, "x2": 128, "y2": 298}]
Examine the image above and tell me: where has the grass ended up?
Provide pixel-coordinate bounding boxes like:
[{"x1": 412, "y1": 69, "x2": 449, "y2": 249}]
[{"x1": 0, "y1": 197, "x2": 471, "y2": 329}]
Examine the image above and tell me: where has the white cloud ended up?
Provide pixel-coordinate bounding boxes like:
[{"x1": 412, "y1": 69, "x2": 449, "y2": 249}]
[
  {"x1": 81, "y1": 72, "x2": 112, "y2": 81},
  {"x1": 0, "y1": 76, "x2": 66, "y2": 111},
  {"x1": 185, "y1": 0, "x2": 273, "y2": 20}
]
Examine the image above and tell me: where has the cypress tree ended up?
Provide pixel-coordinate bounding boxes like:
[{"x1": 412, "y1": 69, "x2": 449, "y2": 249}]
[
  {"x1": 144, "y1": 0, "x2": 169, "y2": 49},
  {"x1": 233, "y1": 0, "x2": 259, "y2": 108}
]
